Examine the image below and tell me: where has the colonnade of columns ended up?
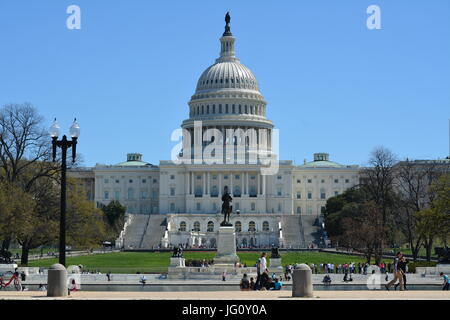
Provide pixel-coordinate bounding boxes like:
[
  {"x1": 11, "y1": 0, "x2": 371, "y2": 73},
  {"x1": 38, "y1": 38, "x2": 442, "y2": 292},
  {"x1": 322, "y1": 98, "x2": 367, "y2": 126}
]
[{"x1": 185, "y1": 170, "x2": 267, "y2": 197}]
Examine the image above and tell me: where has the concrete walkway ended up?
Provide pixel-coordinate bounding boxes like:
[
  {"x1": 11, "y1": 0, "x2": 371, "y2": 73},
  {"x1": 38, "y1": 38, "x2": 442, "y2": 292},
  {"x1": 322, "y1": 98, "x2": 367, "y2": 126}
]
[{"x1": 0, "y1": 290, "x2": 449, "y2": 300}]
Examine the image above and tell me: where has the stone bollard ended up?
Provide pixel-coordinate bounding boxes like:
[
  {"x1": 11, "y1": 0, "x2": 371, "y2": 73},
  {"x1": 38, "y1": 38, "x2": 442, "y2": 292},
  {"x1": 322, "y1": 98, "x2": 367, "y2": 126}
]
[
  {"x1": 292, "y1": 264, "x2": 313, "y2": 297},
  {"x1": 47, "y1": 263, "x2": 68, "y2": 297}
]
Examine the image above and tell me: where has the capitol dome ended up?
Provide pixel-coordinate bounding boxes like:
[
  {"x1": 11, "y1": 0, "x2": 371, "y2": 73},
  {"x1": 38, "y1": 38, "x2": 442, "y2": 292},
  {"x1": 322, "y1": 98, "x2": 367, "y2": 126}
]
[
  {"x1": 183, "y1": 13, "x2": 271, "y2": 128},
  {"x1": 194, "y1": 61, "x2": 260, "y2": 94},
  {"x1": 180, "y1": 13, "x2": 275, "y2": 164}
]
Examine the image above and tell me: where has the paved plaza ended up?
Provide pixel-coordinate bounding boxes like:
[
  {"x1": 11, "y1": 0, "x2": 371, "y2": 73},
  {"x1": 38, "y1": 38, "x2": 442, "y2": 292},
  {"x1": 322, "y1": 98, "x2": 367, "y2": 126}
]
[{"x1": 1, "y1": 290, "x2": 449, "y2": 300}]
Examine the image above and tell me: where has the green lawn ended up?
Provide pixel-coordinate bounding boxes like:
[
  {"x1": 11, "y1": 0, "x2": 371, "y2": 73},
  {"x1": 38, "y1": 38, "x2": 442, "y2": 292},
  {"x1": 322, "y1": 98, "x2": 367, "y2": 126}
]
[{"x1": 27, "y1": 251, "x2": 369, "y2": 274}]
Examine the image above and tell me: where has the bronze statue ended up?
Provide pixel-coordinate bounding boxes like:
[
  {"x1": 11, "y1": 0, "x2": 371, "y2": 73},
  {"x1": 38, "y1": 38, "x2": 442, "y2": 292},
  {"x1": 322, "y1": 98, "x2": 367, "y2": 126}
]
[
  {"x1": 225, "y1": 12, "x2": 231, "y2": 24},
  {"x1": 271, "y1": 246, "x2": 281, "y2": 259},
  {"x1": 221, "y1": 186, "x2": 233, "y2": 226},
  {"x1": 223, "y1": 12, "x2": 232, "y2": 36},
  {"x1": 172, "y1": 246, "x2": 183, "y2": 258}
]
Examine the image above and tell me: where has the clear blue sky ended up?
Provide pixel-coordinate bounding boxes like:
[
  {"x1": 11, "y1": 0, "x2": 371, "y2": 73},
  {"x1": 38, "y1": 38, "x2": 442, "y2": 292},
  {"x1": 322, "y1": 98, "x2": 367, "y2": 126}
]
[{"x1": 1, "y1": 0, "x2": 449, "y2": 167}]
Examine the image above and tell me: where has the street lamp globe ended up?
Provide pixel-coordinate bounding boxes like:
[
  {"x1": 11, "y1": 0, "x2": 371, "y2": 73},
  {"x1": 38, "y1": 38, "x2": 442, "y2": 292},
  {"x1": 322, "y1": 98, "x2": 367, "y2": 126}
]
[
  {"x1": 69, "y1": 118, "x2": 80, "y2": 138},
  {"x1": 49, "y1": 118, "x2": 60, "y2": 138}
]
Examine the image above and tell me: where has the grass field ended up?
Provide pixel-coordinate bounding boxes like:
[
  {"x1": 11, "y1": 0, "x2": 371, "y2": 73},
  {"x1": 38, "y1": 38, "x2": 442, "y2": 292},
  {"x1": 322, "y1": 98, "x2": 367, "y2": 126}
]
[{"x1": 27, "y1": 251, "x2": 370, "y2": 273}]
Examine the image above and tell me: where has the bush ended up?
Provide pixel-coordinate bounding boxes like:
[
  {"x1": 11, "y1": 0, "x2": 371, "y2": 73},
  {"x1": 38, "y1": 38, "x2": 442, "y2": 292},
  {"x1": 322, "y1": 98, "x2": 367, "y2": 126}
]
[{"x1": 408, "y1": 261, "x2": 437, "y2": 273}]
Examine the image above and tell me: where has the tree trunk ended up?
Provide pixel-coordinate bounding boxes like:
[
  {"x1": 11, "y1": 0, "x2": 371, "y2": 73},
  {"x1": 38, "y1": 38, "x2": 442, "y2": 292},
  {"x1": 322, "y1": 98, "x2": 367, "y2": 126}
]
[
  {"x1": 20, "y1": 246, "x2": 30, "y2": 266},
  {"x1": 1, "y1": 238, "x2": 11, "y2": 252},
  {"x1": 425, "y1": 238, "x2": 433, "y2": 262}
]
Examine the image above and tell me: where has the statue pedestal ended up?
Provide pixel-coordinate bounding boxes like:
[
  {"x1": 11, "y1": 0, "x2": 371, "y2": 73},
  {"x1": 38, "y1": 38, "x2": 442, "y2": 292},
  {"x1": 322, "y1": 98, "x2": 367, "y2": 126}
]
[
  {"x1": 214, "y1": 226, "x2": 239, "y2": 266},
  {"x1": 270, "y1": 258, "x2": 283, "y2": 270},
  {"x1": 169, "y1": 257, "x2": 185, "y2": 268}
]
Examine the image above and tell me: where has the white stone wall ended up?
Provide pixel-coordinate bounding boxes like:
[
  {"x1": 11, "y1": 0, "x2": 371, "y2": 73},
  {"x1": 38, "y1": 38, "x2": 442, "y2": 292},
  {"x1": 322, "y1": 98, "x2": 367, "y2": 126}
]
[{"x1": 94, "y1": 166, "x2": 160, "y2": 214}]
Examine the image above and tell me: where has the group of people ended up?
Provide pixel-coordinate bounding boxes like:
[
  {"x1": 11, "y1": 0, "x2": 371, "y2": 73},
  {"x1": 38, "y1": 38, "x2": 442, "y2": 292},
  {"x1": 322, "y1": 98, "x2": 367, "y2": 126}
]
[
  {"x1": 310, "y1": 261, "x2": 398, "y2": 275},
  {"x1": 239, "y1": 252, "x2": 283, "y2": 291}
]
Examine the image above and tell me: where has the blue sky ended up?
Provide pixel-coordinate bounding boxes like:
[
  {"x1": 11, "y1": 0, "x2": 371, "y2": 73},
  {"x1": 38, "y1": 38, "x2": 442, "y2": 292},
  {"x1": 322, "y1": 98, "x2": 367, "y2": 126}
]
[{"x1": 1, "y1": 0, "x2": 449, "y2": 167}]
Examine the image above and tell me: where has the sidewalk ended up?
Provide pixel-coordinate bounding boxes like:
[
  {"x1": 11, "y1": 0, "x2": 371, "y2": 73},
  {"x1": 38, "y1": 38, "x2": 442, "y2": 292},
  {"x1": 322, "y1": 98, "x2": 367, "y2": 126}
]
[{"x1": 0, "y1": 290, "x2": 449, "y2": 300}]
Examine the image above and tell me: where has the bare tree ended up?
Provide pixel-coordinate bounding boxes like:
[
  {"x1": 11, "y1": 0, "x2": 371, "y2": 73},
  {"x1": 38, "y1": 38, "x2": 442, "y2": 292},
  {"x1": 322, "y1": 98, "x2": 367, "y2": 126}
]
[
  {"x1": 0, "y1": 103, "x2": 58, "y2": 251},
  {"x1": 360, "y1": 146, "x2": 398, "y2": 261}
]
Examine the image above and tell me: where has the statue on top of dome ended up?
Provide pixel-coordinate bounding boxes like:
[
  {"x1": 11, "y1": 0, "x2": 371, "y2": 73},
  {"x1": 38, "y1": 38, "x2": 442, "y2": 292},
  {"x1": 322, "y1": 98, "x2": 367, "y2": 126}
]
[{"x1": 223, "y1": 12, "x2": 232, "y2": 36}]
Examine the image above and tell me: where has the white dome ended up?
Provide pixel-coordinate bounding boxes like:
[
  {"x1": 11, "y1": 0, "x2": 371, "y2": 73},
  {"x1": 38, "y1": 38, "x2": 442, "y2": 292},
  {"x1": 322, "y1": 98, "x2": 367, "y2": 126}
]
[{"x1": 195, "y1": 61, "x2": 260, "y2": 93}]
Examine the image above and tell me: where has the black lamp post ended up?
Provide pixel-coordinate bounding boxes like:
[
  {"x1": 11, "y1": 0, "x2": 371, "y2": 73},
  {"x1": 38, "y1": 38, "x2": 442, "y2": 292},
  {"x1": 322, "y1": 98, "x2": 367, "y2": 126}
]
[{"x1": 49, "y1": 118, "x2": 80, "y2": 266}]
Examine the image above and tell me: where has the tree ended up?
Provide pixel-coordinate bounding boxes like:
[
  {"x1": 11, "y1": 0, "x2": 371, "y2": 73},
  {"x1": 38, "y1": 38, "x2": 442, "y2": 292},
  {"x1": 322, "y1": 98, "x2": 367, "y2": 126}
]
[
  {"x1": 101, "y1": 200, "x2": 126, "y2": 243},
  {"x1": 66, "y1": 179, "x2": 107, "y2": 249},
  {"x1": 0, "y1": 103, "x2": 58, "y2": 251},
  {"x1": 360, "y1": 146, "x2": 397, "y2": 260},
  {"x1": 416, "y1": 173, "x2": 450, "y2": 261},
  {"x1": 394, "y1": 160, "x2": 439, "y2": 261},
  {"x1": 341, "y1": 202, "x2": 388, "y2": 264}
]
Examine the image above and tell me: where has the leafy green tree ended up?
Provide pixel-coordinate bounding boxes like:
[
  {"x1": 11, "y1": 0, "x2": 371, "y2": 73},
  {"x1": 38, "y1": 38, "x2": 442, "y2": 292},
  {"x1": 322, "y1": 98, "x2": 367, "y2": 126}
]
[{"x1": 101, "y1": 200, "x2": 126, "y2": 243}]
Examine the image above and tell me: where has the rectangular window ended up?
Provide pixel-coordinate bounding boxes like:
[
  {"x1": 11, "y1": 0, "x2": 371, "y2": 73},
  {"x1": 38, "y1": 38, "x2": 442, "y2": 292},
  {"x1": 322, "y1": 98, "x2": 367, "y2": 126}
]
[
  {"x1": 297, "y1": 179, "x2": 301, "y2": 184},
  {"x1": 115, "y1": 179, "x2": 120, "y2": 184},
  {"x1": 345, "y1": 179, "x2": 350, "y2": 183},
  {"x1": 334, "y1": 179, "x2": 339, "y2": 183},
  {"x1": 307, "y1": 206, "x2": 312, "y2": 214},
  {"x1": 141, "y1": 191, "x2": 148, "y2": 199},
  {"x1": 170, "y1": 188, "x2": 175, "y2": 196},
  {"x1": 114, "y1": 191, "x2": 120, "y2": 199},
  {"x1": 307, "y1": 179, "x2": 312, "y2": 183},
  {"x1": 334, "y1": 191, "x2": 339, "y2": 196},
  {"x1": 142, "y1": 179, "x2": 146, "y2": 183},
  {"x1": 196, "y1": 202, "x2": 201, "y2": 211},
  {"x1": 104, "y1": 191, "x2": 109, "y2": 200},
  {"x1": 320, "y1": 192, "x2": 326, "y2": 199},
  {"x1": 235, "y1": 175, "x2": 240, "y2": 180},
  {"x1": 104, "y1": 179, "x2": 109, "y2": 184},
  {"x1": 277, "y1": 175, "x2": 282, "y2": 180},
  {"x1": 153, "y1": 179, "x2": 157, "y2": 183},
  {"x1": 307, "y1": 192, "x2": 312, "y2": 199},
  {"x1": 277, "y1": 188, "x2": 282, "y2": 196},
  {"x1": 297, "y1": 207, "x2": 302, "y2": 214},
  {"x1": 170, "y1": 175, "x2": 175, "y2": 180},
  {"x1": 296, "y1": 192, "x2": 301, "y2": 199},
  {"x1": 251, "y1": 202, "x2": 256, "y2": 211},
  {"x1": 170, "y1": 203, "x2": 175, "y2": 212}
]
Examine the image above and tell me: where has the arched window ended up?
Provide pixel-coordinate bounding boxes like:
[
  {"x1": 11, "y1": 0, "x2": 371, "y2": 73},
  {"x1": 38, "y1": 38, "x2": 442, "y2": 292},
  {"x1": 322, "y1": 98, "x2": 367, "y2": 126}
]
[
  {"x1": 235, "y1": 221, "x2": 242, "y2": 232},
  {"x1": 180, "y1": 221, "x2": 186, "y2": 232},
  {"x1": 207, "y1": 221, "x2": 214, "y2": 232},
  {"x1": 262, "y1": 221, "x2": 269, "y2": 231},
  {"x1": 248, "y1": 221, "x2": 256, "y2": 232},
  {"x1": 127, "y1": 188, "x2": 134, "y2": 200},
  {"x1": 193, "y1": 221, "x2": 200, "y2": 232}
]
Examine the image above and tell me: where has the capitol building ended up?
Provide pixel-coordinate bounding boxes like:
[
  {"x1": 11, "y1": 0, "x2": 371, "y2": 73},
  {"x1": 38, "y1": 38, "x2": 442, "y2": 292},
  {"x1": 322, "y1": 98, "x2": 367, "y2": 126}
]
[{"x1": 71, "y1": 14, "x2": 359, "y2": 250}]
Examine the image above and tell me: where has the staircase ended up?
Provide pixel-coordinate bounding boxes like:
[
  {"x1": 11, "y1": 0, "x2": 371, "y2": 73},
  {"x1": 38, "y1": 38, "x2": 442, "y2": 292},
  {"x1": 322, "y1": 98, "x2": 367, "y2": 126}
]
[
  {"x1": 280, "y1": 215, "x2": 305, "y2": 248},
  {"x1": 300, "y1": 215, "x2": 322, "y2": 246},
  {"x1": 140, "y1": 215, "x2": 167, "y2": 249},
  {"x1": 122, "y1": 214, "x2": 151, "y2": 249}
]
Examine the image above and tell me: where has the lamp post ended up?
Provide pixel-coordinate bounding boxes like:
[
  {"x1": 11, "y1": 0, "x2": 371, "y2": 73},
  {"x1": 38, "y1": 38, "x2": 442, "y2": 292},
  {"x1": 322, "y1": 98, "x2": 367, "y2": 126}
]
[{"x1": 49, "y1": 118, "x2": 80, "y2": 266}]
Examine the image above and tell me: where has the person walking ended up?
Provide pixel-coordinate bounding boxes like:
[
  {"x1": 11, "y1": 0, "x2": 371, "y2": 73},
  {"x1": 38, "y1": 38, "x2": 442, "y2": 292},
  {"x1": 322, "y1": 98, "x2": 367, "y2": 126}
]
[
  {"x1": 256, "y1": 252, "x2": 267, "y2": 289},
  {"x1": 385, "y1": 252, "x2": 404, "y2": 291},
  {"x1": 394, "y1": 256, "x2": 408, "y2": 290},
  {"x1": 440, "y1": 272, "x2": 449, "y2": 291}
]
